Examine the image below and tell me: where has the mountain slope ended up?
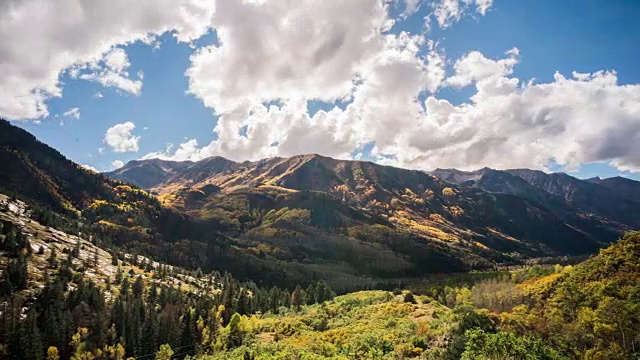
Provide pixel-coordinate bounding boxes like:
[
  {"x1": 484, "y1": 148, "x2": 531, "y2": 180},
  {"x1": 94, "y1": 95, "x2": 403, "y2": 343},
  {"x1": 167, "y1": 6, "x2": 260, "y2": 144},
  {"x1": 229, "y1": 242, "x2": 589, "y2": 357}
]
[
  {"x1": 111, "y1": 154, "x2": 625, "y2": 262},
  {"x1": 107, "y1": 158, "x2": 194, "y2": 189},
  {"x1": 431, "y1": 167, "x2": 638, "y2": 233},
  {"x1": 506, "y1": 169, "x2": 640, "y2": 227},
  {"x1": 587, "y1": 175, "x2": 640, "y2": 203},
  {"x1": 0, "y1": 120, "x2": 474, "y2": 289}
]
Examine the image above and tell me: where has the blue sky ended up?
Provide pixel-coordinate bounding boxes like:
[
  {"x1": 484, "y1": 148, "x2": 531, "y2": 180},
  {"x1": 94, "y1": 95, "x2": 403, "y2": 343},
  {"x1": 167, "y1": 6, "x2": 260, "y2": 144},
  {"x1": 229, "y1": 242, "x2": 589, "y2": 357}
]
[{"x1": 4, "y1": 0, "x2": 640, "y2": 180}]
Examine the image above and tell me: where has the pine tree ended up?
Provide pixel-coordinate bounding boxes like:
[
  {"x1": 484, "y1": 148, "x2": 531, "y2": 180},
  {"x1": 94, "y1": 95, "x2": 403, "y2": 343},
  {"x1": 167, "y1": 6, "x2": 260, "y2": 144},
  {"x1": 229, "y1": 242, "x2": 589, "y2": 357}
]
[
  {"x1": 404, "y1": 291, "x2": 416, "y2": 304},
  {"x1": 314, "y1": 280, "x2": 335, "y2": 303},
  {"x1": 305, "y1": 284, "x2": 316, "y2": 305},
  {"x1": 236, "y1": 289, "x2": 249, "y2": 315},
  {"x1": 22, "y1": 308, "x2": 43, "y2": 360},
  {"x1": 140, "y1": 310, "x2": 158, "y2": 357},
  {"x1": 71, "y1": 239, "x2": 80, "y2": 258},
  {"x1": 8, "y1": 252, "x2": 28, "y2": 290},
  {"x1": 47, "y1": 248, "x2": 58, "y2": 269},
  {"x1": 291, "y1": 286, "x2": 305, "y2": 311},
  {"x1": 179, "y1": 308, "x2": 196, "y2": 356},
  {"x1": 132, "y1": 276, "x2": 145, "y2": 298},
  {"x1": 227, "y1": 313, "x2": 243, "y2": 348}
]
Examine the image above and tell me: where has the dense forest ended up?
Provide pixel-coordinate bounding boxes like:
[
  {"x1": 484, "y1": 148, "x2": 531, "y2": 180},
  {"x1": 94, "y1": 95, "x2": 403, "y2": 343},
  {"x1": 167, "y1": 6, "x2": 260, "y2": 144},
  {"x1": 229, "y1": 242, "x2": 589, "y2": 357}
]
[{"x1": 0, "y1": 217, "x2": 336, "y2": 359}]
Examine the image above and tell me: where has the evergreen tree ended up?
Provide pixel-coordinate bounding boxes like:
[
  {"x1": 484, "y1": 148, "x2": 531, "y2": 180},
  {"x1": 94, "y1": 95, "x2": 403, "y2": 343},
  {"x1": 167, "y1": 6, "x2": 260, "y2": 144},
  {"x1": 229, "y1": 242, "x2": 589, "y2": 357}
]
[
  {"x1": 22, "y1": 308, "x2": 43, "y2": 360},
  {"x1": 179, "y1": 308, "x2": 196, "y2": 356},
  {"x1": 47, "y1": 248, "x2": 58, "y2": 269},
  {"x1": 305, "y1": 284, "x2": 316, "y2": 305},
  {"x1": 132, "y1": 276, "x2": 145, "y2": 298},
  {"x1": 111, "y1": 250, "x2": 119, "y2": 266},
  {"x1": 227, "y1": 313, "x2": 243, "y2": 348},
  {"x1": 291, "y1": 286, "x2": 305, "y2": 311},
  {"x1": 404, "y1": 291, "x2": 416, "y2": 304},
  {"x1": 7, "y1": 253, "x2": 28, "y2": 290}
]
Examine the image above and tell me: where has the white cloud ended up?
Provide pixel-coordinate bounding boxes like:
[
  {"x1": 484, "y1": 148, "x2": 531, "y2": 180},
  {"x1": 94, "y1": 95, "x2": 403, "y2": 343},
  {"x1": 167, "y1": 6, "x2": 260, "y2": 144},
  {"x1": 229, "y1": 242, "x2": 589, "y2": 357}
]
[
  {"x1": 77, "y1": 48, "x2": 143, "y2": 95},
  {"x1": 6, "y1": 0, "x2": 634, "y2": 174},
  {"x1": 447, "y1": 48, "x2": 519, "y2": 87},
  {"x1": 475, "y1": 0, "x2": 493, "y2": 15},
  {"x1": 80, "y1": 164, "x2": 99, "y2": 173},
  {"x1": 153, "y1": 40, "x2": 640, "y2": 174},
  {"x1": 142, "y1": 140, "x2": 200, "y2": 161},
  {"x1": 176, "y1": 0, "x2": 446, "y2": 162},
  {"x1": 111, "y1": 160, "x2": 124, "y2": 169},
  {"x1": 429, "y1": 0, "x2": 494, "y2": 28},
  {"x1": 93, "y1": 92, "x2": 104, "y2": 99},
  {"x1": 62, "y1": 107, "x2": 80, "y2": 119},
  {"x1": 104, "y1": 122, "x2": 140, "y2": 153},
  {"x1": 401, "y1": 0, "x2": 423, "y2": 16},
  {"x1": 0, "y1": 0, "x2": 215, "y2": 120},
  {"x1": 187, "y1": 0, "x2": 391, "y2": 116},
  {"x1": 390, "y1": 68, "x2": 640, "y2": 173}
]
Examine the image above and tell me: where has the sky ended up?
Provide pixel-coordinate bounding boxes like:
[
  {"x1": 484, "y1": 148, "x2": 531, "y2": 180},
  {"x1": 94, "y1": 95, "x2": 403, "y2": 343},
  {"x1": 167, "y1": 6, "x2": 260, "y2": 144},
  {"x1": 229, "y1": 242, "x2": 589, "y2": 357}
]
[{"x1": 2, "y1": 0, "x2": 640, "y2": 180}]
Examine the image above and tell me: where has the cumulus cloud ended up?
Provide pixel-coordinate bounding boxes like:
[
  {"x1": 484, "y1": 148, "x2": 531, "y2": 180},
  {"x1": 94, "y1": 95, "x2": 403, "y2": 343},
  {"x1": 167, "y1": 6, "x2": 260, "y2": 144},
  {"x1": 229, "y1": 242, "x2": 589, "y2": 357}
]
[
  {"x1": 77, "y1": 48, "x2": 143, "y2": 95},
  {"x1": 5, "y1": 0, "x2": 636, "y2": 173},
  {"x1": 63, "y1": 107, "x2": 80, "y2": 119},
  {"x1": 111, "y1": 160, "x2": 124, "y2": 169},
  {"x1": 447, "y1": 48, "x2": 519, "y2": 87},
  {"x1": 156, "y1": 36, "x2": 640, "y2": 174},
  {"x1": 104, "y1": 122, "x2": 140, "y2": 153},
  {"x1": 142, "y1": 140, "x2": 200, "y2": 162},
  {"x1": 187, "y1": 0, "x2": 392, "y2": 115},
  {"x1": 0, "y1": 0, "x2": 215, "y2": 120},
  {"x1": 80, "y1": 164, "x2": 99, "y2": 173},
  {"x1": 392, "y1": 68, "x2": 640, "y2": 172},
  {"x1": 176, "y1": 0, "x2": 446, "y2": 162}
]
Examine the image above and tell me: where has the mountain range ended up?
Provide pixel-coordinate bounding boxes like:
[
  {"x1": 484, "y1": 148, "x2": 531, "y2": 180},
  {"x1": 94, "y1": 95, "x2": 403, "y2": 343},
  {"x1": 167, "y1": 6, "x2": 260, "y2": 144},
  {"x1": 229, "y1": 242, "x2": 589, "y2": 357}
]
[
  {"x1": 1, "y1": 119, "x2": 639, "y2": 289},
  {"x1": 110, "y1": 148, "x2": 639, "y2": 261}
]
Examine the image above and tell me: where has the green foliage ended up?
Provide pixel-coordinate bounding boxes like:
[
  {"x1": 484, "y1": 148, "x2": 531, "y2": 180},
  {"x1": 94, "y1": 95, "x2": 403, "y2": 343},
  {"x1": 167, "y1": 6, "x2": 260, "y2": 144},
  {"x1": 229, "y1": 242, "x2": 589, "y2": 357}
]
[
  {"x1": 499, "y1": 232, "x2": 640, "y2": 359},
  {"x1": 462, "y1": 329, "x2": 568, "y2": 360}
]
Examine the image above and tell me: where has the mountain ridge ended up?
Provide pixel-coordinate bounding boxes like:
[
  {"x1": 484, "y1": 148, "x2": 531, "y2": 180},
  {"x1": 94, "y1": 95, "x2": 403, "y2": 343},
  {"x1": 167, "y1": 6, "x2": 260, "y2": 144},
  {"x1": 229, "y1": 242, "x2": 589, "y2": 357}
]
[{"x1": 109, "y1": 153, "x2": 635, "y2": 260}]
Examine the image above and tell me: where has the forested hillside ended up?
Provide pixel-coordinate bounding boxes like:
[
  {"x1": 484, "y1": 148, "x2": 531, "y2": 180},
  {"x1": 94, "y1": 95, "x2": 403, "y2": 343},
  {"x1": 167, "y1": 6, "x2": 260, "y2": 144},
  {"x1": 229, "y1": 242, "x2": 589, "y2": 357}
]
[{"x1": 4, "y1": 198, "x2": 634, "y2": 359}]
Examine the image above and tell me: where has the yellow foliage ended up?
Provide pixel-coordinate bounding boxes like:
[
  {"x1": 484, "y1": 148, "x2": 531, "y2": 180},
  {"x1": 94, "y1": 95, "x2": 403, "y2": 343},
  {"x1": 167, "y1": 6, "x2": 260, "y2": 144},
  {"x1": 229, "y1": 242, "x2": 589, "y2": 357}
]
[
  {"x1": 517, "y1": 273, "x2": 562, "y2": 302},
  {"x1": 447, "y1": 205, "x2": 464, "y2": 216},
  {"x1": 486, "y1": 227, "x2": 519, "y2": 242},
  {"x1": 391, "y1": 215, "x2": 458, "y2": 242},
  {"x1": 441, "y1": 187, "x2": 457, "y2": 196},
  {"x1": 424, "y1": 189, "x2": 435, "y2": 199}
]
